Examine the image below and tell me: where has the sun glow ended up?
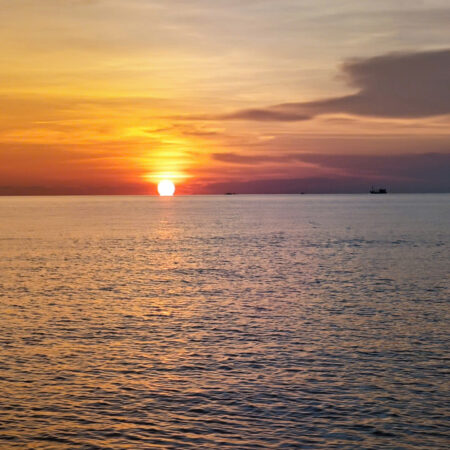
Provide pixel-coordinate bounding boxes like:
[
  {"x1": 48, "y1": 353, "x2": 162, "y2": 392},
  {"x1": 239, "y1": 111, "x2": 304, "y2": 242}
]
[{"x1": 158, "y1": 180, "x2": 175, "y2": 196}]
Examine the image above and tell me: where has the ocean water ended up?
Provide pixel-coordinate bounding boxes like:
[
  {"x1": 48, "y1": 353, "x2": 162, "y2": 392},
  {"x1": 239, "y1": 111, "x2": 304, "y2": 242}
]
[{"x1": 0, "y1": 194, "x2": 449, "y2": 449}]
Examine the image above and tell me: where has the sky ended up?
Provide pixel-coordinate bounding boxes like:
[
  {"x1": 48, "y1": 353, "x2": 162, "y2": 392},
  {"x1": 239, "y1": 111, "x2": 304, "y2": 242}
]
[{"x1": 1, "y1": 0, "x2": 449, "y2": 194}]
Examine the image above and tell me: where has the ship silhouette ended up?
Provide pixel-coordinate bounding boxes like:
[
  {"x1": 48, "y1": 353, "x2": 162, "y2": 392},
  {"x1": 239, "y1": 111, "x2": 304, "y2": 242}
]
[{"x1": 370, "y1": 186, "x2": 387, "y2": 194}]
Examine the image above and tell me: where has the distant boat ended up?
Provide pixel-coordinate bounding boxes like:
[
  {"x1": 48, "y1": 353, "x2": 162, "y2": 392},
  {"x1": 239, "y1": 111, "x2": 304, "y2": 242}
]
[
  {"x1": 370, "y1": 187, "x2": 387, "y2": 194},
  {"x1": 225, "y1": 192, "x2": 237, "y2": 195}
]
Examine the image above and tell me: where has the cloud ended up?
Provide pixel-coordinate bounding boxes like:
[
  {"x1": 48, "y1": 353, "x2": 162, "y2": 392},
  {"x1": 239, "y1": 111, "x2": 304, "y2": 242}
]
[
  {"x1": 222, "y1": 109, "x2": 311, "y2": 122},
  {"x1": 292, "y1": 152, "x2": 450, "y2": 180},
  {"x1": 212, "y1": 152, "x2": 305, "y2": 164},
  {"x1": 198, "y1": 169, "x2": 449, "y2": 194},
  {"x1": 213, "y1": 153, "x2": 281, "y2": 164},
  {"x1": 213, "y1": 49, "x2": 450, "y2": 121},
  {"x1": 212, "y1": 152, "x2": 450, "y2": 183}
]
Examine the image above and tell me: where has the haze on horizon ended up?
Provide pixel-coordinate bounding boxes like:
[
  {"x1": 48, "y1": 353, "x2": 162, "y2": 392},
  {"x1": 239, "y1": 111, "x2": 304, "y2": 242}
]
[{"x1": 1, "y1": 0, "x2": 449, "y2": 195}]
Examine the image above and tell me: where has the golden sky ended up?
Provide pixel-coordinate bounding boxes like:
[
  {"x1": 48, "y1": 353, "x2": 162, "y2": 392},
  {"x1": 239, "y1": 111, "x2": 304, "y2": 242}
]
[{"x1": 1, "y1": 0, "x2": 449, "y2": 194}]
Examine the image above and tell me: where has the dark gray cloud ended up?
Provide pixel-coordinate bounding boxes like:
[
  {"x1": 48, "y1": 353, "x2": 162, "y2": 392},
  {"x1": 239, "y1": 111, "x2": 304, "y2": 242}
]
[
  {"x1": 212, "y1": 152, "x2": 450, "y2": 187},
  {"x1": 216, "y1": 49, "x2": 450, "y2": 121},
  {"x1": 294, "y1": 152, "x2": 450, "y2": 180},
  {"x1": 200, "y1": 170, "x2": 449, "y2": 194}
]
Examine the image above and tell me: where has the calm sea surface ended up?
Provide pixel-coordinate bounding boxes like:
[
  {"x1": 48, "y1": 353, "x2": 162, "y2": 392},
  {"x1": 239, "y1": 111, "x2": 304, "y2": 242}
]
[{"x1": 0, "y1": 195, "x2": 449, "y2": 449}]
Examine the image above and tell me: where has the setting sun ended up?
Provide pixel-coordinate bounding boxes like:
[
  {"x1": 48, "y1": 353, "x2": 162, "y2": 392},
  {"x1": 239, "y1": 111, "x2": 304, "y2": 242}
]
[{"x1": 158, "y1": 180, "x2": 176, "y2": 196}]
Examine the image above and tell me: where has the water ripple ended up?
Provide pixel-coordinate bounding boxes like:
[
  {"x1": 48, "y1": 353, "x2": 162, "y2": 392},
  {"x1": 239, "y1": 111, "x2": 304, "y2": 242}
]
[{"x1": 0, "y1": 195, "x2": 449, "y2": 448}]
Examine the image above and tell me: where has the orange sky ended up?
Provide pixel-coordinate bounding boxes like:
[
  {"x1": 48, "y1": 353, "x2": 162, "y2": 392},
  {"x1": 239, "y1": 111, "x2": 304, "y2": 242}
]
[{"x1": 1, "y1": 0, "x2": 449, "y2": 194}]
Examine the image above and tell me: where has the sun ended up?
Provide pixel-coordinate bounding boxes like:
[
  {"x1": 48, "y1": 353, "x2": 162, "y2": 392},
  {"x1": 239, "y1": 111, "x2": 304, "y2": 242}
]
[{"x1": 157, "y1": 180, "x2": 175, "y2": 196}]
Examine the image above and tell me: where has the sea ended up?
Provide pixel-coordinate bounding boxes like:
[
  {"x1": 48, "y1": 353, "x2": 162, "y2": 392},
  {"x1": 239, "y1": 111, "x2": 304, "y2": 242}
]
[{"x1": 0, "y1": 194, "x2": 449, "y2": 448}]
